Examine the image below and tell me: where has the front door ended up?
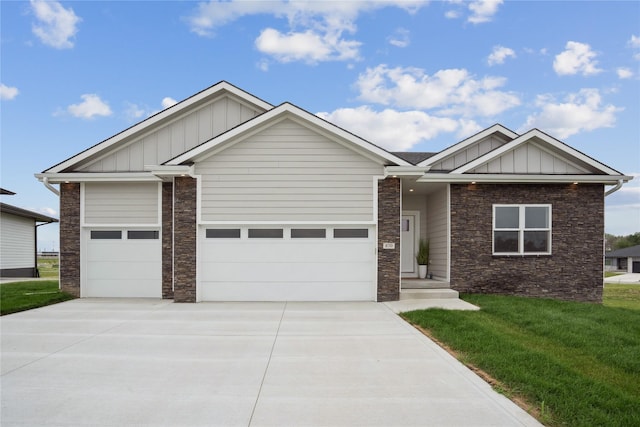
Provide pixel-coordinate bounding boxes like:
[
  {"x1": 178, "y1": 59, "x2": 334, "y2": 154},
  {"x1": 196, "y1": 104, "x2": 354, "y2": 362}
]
[{"x1": 401, "y1": 213, "x2": 418, "y2": 276}]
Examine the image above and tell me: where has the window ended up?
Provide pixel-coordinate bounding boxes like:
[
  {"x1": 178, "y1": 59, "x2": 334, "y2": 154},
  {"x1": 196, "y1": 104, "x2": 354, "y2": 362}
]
[
  {"x1": 291, "y1": 228, "x2": 326, "y2": 238},
  {"x1": 128, "y1": 230, "x2": 159, "y2": 239},
  {"x1": 206, "y1": 229, "x2": 241, "y2": 238},
  {"x1": 334, "y1": 228, "x2": 369, "y2": 238},
  {"x1": 248, "y1": 229, "x2": 283, "y2": 238},
  {"x1": 493, "y1": 205, "x2": 551, "y2": 255},
  {"x1": 90, "y1": 230, "x2": 122, "y2": 239}
]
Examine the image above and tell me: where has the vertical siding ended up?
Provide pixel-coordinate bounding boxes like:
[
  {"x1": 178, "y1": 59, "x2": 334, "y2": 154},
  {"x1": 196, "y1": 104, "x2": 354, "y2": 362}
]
[
  {"x1": 196, "y1": 118, "x2": 384, "y2": 222},
  {"x1": 472, "y1": 143, "x2": 588, "y2": 174},
  {"x1": 426, "y1": 186, "x2": 448, "y2": 279},
  {"x1": 431, "y1": 135, "x2": 508, "y2": 171},
  {"x1": 0, "y1": 213, "x2": 34, "y2": 269},
  {"x1": 79, "y1": 96, "x2": 264, "y2": 172},
  {"x1": 84, "y1": 182, "x2": 159, "y2": 224}
]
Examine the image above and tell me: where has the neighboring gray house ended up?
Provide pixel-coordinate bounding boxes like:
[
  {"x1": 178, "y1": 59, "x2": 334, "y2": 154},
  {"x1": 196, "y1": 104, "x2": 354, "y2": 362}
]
[
  {"x1": 605, "y1": 245, "x2": 640, "y2": 273},
  {"x1": 35, "y1": 81, "x2": 632, "y2": 303},
  {"x1": 0, "y1": 189, "x2": 58, "y2": 277}
]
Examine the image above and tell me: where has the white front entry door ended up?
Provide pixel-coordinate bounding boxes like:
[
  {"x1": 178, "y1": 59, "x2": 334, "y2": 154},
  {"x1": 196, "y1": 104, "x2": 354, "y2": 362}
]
[{"x1": 401, "y1": 214, "x2": 417, "y2": 275}]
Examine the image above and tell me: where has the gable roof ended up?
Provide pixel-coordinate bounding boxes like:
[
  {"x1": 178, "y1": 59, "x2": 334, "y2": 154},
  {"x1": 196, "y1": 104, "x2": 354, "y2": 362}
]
[
  {"x1": 166, "y1": 102, "x2": 412, "y2": 167},
  {"x1": 0, "y1": 203, "x2": 58, "y2": 223},
  {"x1": 1, "y1": 188, "x2": 16, "y2": 195},
  {"x1": 606, "y1": 245, "x2": 640, "y2": 258},
  {"x1": 43, "y1": 81, "x2": 273, "y2": 174},
  {"x1": 391, "y1": 152, "x2": 437, "y2": 165},
  {"x1": 418, "y1": 124, "x2": 518, "y2": 167},
  {"x1": 451, "y1": 128, "x2": 623, "y2": 176}
]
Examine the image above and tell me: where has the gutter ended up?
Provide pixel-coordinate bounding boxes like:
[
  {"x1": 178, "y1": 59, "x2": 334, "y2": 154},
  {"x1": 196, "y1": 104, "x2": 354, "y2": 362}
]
[
  {"x1": 42, "y1": 177, "x2": 60, "y2": 196},
  {"x1": 604, "y1": 179, "x2": 625, "y2": 197}
]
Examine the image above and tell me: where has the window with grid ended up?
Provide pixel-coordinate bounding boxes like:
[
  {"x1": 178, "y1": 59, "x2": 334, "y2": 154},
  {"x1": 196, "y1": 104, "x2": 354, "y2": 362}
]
[{"x1": 493, "y1": 205, "x2": 551, "y2": 255}]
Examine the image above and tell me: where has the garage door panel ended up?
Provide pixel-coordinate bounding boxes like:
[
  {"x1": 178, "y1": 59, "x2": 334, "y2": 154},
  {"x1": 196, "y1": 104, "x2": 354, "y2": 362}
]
[
  {"x1": 204, "y1": 242, "x2": 373, "y2": 263},
  {"x1": 202, "y1": 262, "x2": 373, "y2": 283},
  {"x1": 85, "y1": 279, "x2": 160, "y2": 298},
  {"x1": 86, "y1": 261, "x2": 162, "y2": 280},
  {"x1": 200, "y1": 282, "x2": 373, "y2": 302}
]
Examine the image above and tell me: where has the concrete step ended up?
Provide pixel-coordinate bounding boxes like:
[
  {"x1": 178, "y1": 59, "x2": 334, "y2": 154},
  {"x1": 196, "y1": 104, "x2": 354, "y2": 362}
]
[
  {"x1": 400, "y1": 288, "x2": 460, "y2": 300},
  {"x1": 401, "y1": 280, "x2": 450, "y2": 289}
]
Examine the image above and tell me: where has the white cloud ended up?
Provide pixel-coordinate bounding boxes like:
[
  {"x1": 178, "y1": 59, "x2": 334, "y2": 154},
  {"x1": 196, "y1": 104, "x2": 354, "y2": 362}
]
[
  {"x1": 444, "y1": 10, "x2": 460, "y2": 19},
  {"x1": 0, "y1": 83, "x2": 19, "y2": 100},
  {"x1": 37, "y1": 207, "x2": 58, "y2": 217},
  {"x1": 388, "y1": 28, "x2": 410, "y2": 48},
  {"x1": 553, "y1": 41, "x2": 602, "y2": 76},
  {"x1": 30, "y1": 0, "x2": 81, "y2": 49},
  {"x1": 617, "y1": 67, "x2": 633, "y2": 79},
  {"x1": 124, "y1": 103, "x2": 145, "y2": 120},
  {"x1": 186, "y1": 1, "x2": 426, "y2": 64},
  {"x1": 487, "y1": 45, "x2": 515, "y2": 66},
  {"x1": 355, "y1": 65, "x2": 520, "y2": 117},
  {"x1": 522, "y1": 89, "x2": 621, "y2": 138},
  {"x1": 629, "y1": 35, "x2": 640, "y2": 48},
  {"x1": 67, "y1": 94, "x2": 112, "y2": 119},
  {"x1": 468, "y1": 0, "x2": 503, "y2": 24},
  {"x1": 161, "y1": 97, "x2": 178, "y2": 109},
  {"x1": 317, "y1": 106, "x2": 459, "y2": 151},
  {"x1": 255, "y1": 27, "x2": 360, "y2": 63}
]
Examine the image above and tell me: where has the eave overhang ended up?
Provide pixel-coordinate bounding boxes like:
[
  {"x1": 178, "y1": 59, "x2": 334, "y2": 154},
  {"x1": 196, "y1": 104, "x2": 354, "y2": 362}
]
[
  {"x1": 35, "y1": 172, "x2": 162, "y2": 183},
  {"x1": 385, "y1": 166, "x2": 431, "y2": 177},
  {"x1": 416, "y1": 173, "x2": 633, "y2": 185}
]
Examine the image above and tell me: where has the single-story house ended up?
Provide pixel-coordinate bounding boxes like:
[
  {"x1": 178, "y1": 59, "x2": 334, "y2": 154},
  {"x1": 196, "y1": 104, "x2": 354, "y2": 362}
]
[
  {"x1": 1, "y1": 189, "x2": 59, "y2": 277},
  {"x1": 36, "y1": 81, "x2": 632, "y2": 303},
  {"x1": 605, "y1": 245, "x2": 640, "y2": 273}
]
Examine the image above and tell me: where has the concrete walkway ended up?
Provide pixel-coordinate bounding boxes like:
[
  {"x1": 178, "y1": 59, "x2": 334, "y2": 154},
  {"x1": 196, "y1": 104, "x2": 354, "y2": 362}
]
[
  {"x1": 1, "y1": 299, "x2": 541, "y2": 426},
  {"x1": 604, "y1": 273, "x2": 640, "y2": 284}
]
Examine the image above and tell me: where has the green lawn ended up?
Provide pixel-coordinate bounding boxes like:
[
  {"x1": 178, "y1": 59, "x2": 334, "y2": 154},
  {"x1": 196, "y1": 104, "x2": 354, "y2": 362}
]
[
  {"x1": 1, "y1": 280, "x2": 75, "y2": 316},
  {"x1": 37, "y1": 257, "x2": 59, "y2": 278},
  {"x1": 402, "y1": 291, "x2": 640, "y2": 427}
]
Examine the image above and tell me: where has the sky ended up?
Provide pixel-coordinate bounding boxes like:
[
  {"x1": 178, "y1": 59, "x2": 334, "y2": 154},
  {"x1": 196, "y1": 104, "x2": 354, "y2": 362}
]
[{"x1": 1, "y1": 0, "x2": 639, "y2": 251}]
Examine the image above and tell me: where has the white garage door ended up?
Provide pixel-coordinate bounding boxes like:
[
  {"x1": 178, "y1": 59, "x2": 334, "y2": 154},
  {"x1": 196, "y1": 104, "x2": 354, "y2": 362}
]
[
  {"x1": 200, "y1": 226, "x2": 375, "y2": 301},
  {"x1": 85, "y1": 229, "x2": 161, "y2": 298}
]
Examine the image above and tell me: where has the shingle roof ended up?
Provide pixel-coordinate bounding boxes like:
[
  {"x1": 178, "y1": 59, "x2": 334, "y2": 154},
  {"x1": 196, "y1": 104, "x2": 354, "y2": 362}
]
[
  {"x1": 391, "y1": 152, "x2": 437, "y2": 165},
  {"x1": 605, "y1": 244, "x2": 640, "y2": 258}
]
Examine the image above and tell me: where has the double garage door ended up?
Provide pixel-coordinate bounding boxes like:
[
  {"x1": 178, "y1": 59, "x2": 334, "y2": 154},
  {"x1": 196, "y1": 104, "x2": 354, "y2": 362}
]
[{"x1": 200, "y1": 226, "x2": 376, "y2": 301}]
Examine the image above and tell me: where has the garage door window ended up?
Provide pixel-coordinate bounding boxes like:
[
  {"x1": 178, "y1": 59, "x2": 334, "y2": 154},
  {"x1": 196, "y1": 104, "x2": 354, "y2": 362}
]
[
  {"x1": 91, "y1": 230, "x2": 122, "y2": 239},
  {"x1": 248, "y1": 229, "x2": 283, "y2": 238},
  {"x1": 206, "y1": 229, "x2": 241, "y2": 238},
  {"x1": 291, "y1": 229, "x2": 326, "y2": 238},
  {"x1": 334, "y1": 229, "x2": 368, "y2": 238},
  {"x1": 128, "y1": 230, "x2": 159, "y2": 239}
]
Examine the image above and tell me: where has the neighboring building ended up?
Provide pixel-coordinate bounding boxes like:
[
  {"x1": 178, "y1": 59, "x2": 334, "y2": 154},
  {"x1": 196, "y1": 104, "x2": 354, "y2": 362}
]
[
  {"x1": 0, "y1": 189, "x2": 58, "y2": 277},
  {"x1": 35, "y1": 81, "x2": 632, "y2": 302},
  {"x1": 605, "y1": 245, "x2": 640, "y2": 273}
]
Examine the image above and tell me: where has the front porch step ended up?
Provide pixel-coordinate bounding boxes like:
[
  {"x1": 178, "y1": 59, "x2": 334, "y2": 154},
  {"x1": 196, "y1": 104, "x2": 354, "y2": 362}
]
[
  {"x1": 401, "y1": 279, "x2": 450, "y2": 289},
  {"x1": 400, "y1": 288, "x2": 460, "y2": 300}
]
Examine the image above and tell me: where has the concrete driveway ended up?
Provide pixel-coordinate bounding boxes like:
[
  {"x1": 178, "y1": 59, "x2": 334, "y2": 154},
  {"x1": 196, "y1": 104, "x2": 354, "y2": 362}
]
[{"x1": 1, "y1": 299, "x2": 541, "y2": 426}]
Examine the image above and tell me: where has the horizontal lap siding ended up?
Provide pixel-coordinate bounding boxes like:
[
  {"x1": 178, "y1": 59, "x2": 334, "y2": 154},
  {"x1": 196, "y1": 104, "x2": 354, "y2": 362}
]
[
  {"x1": 84, "y1": 182, "x2": 159, "y2": 224},
  {"x1": 0, "y1": 214, "x2": 34, "y2": 269},
  {"x1": 80, "y1": 96, "x2": 263, "y2": 172},
  {"x1": 196, "y1": 119, "x2": 383, "y2": 222}
]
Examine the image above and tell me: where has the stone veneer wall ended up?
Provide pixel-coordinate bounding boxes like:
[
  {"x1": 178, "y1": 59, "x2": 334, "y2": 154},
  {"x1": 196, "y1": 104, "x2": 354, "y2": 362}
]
[
  {"x1": 173, "y1": 177, "x2": 197, "y2": 302},
  {"x1": 161, "y1": 182, "x2": 174, "y2": 299},
  {"x1": 59, "y1": 183, "x2": 81, "y2": 297},
  {"x1": 377, "y1": 178, "x2": 400, "y2": 301},
  {"x1": 450, "y1": 183, "x2": 604, "y2": 302}
]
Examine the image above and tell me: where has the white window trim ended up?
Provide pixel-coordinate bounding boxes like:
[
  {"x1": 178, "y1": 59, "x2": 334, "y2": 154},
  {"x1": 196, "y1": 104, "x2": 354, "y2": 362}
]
[{"x1": 493, "y1": 204, "x2": 552, "y2": 255}]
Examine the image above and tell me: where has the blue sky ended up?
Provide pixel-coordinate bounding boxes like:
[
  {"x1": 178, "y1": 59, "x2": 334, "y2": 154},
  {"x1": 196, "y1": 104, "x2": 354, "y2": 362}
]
[{"x1": 1, "y1": 0, "x2": 639, "y2": 250}]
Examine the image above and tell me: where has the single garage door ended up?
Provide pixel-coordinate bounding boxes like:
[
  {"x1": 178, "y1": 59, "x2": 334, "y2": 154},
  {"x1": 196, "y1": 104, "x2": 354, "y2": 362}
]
[
  {"x1": 633, "y1": 261, "x2": 640, "y2": 273},
  {"x1": 200, "y1": 226, "x2": 375, "y2": 301},
  {"x1": 85, "y1": 229, "x2": 162, "y2": 298}
]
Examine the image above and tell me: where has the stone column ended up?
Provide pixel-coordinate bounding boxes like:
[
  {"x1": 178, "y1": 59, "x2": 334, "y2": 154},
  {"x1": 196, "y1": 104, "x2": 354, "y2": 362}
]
[
  {"x1": 161, "y1": 182, "x2": 174, "y2": 299},
  {"x1": 59, "y1": 182, "x2": 80, "y2": 297},
  {"x1": 173, "y1": 177, "x2": 197, "y2": 302},
  {"x1": 377, "y1": 177, "x2": 401, "y2": 301}
]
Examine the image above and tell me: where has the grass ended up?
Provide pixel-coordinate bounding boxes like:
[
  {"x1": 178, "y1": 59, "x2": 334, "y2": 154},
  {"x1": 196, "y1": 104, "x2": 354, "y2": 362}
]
[
  {"x1": 402, "y1": 292, "x2": 640, "y2": 427},
  {"x1": 37, "y1": 257, "x2": 59, "y2": 278},
  {"x1": 1, "y1": 280, "x2": 75, "y2": 316},
  {"x1": 604, "y1": 271, "x2": 624, "y2": 278},
  {"x1": 604, "y1": 284, "x2": 640, "y2": 310}
]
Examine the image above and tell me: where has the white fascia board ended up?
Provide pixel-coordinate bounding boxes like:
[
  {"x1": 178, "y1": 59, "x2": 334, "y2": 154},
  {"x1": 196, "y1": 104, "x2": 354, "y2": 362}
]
[
  {"x1": 452, "y1": 129, "x2": 624, "y2": 176},
  {"x1": 144, "y1": 165, "x2": 193, "y2": 176},
  {"x1": 35, "y1": 172, "x2": 161, "y2": 183},
  {"x1": 417, "y1": 124, "x2": 518, "y2": 167},
  {"x1": 167, "y1": 103, "x2": 413, "y2": 166},
  {"x1": 44, "y1": 81, "x2": 273, "y2": 174},
  {"x1": 416, "y1": 173, "x2": 633, "y2": 184},
  {"x1": 385, "y1": 166, "x2": 431, "y2": 176}
]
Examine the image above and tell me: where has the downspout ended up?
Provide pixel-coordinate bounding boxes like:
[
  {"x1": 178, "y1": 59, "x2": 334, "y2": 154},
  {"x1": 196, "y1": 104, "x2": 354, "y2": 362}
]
[
  {"x1": 604, "y1": 179, "x2": 624, "y2": 197},
  {"x1": 42, "y1": 177, "x2": 60, "y2": 196}
]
